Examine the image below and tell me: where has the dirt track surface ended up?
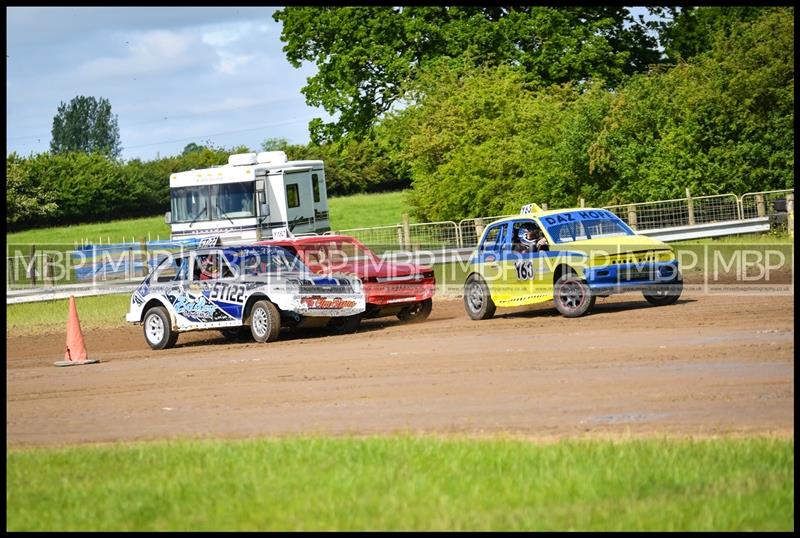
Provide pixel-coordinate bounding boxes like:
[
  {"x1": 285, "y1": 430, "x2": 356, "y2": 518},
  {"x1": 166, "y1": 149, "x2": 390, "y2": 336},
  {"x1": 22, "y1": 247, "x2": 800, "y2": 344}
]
[{"x1": 7, "y1": 289, "x2": 794, "y2": 446}]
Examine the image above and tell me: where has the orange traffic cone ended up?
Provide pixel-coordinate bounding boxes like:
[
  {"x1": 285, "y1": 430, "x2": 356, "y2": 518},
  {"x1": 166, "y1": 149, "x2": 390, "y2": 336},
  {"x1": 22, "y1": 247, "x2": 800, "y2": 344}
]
[{"x1": 54, "y1": 295, "x2": 100, "y2": 367}]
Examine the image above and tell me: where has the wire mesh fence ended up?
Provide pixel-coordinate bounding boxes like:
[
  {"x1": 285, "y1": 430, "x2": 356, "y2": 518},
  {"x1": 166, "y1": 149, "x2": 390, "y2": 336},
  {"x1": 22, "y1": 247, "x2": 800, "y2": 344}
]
[
  {"x1": 458, "y1": 214, "x2": 516, "y2": 249},
  {"x1": 602, "y1": 193, "x2": 741, "y2": 231},
  {"x1": 740, "y1": 189, "x2": 794, "y2": 219},
  {"x1": 329, "y1": 221, "x2": 461, "y2": 254}
]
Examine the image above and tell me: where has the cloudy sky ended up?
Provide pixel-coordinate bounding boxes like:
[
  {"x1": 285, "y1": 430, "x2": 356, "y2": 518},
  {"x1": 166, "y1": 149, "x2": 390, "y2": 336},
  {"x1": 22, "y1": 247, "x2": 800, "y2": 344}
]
[{"x1": 6, "y1": 6, "x2": 331, "y2": 161}]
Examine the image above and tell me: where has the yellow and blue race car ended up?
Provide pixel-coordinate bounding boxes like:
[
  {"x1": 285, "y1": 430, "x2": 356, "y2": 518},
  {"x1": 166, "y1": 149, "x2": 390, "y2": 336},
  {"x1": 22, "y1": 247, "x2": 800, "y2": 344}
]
[{"x1": 463, "y1": 204, "x2": 683, "y2": 319}]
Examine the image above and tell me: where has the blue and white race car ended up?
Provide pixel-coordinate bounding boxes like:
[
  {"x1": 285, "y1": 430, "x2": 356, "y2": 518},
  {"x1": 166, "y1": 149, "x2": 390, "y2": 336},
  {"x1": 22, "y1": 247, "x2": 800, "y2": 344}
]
[{"x1": 126, "y1": 245, "x2": 365, "y2": 349}]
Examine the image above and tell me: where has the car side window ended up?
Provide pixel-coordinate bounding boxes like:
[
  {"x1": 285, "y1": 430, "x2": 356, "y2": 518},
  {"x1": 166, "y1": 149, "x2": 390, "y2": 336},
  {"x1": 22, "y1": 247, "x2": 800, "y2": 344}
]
[
  {"x1": 152, "y1": 256, "x2": 183, "y2": 283},
  {"x1": 481, "y1": 224, "x2": 507, "y2": 251}
]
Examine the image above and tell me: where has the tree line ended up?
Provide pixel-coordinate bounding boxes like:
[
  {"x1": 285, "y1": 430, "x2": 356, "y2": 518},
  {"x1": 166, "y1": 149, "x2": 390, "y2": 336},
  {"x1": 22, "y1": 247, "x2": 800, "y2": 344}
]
[{"x1": 6, "y1": 7, "x2": 793, "y2": 230}]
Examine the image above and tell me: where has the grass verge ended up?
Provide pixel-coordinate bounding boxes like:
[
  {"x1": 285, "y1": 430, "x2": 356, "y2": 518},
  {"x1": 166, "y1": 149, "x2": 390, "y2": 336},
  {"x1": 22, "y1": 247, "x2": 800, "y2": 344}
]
[
  {"x1": 6, "y1": 294, "x2": 132, "y2": 335},
  {"x1": 6, "y1": 435, "x2": 793, "y2": 531}
]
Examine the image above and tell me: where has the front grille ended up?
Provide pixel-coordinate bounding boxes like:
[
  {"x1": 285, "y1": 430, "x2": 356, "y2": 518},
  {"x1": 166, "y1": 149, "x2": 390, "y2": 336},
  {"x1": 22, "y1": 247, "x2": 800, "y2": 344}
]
[{"x1": 300, "y1": 284, "x2": 353, "y2": 294}]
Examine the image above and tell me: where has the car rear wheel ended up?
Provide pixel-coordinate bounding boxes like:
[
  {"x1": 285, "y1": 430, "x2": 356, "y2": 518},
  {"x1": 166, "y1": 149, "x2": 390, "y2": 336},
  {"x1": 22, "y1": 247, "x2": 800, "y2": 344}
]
[
  {"x1": 643, "y1": 280, "x2": 683, "y2": 306},
  {"x1": 464, "y1": 274, "x2": 496, "y2": 320},
  {"x1": 553, "y1": 272, "x2": 595, "y2": 318},
  {"x1": 143, "y1": 306, "x2": 178, "y2": 350},
  {"x1": 249, "y1": 300, "x2": 281, "y2": 343},
  {"x1": 327, "y1": 314, "x2": 362, "y2": 334},
  {"x1": 397, "y1": 298, "x2": 432, "y2": 323}
]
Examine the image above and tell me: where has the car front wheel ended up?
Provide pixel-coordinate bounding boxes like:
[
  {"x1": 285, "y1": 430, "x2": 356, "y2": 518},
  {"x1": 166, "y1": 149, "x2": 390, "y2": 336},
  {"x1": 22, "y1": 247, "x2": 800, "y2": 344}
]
[
  {"x1": 249, "y1": 300, "x2": 281, "y2": 343},
  {"x1": 397, "y1": 298, "x2": 432, "y2": 323},
  {"x1": 553, "y1": 272, "x2": 595, "y2": 318},
  {"x1": 143, "y1": 306, "x2": 178, "y2": 350},
  {"x1": 464, "y1": 274, "x2": 496, "y2": 320}
]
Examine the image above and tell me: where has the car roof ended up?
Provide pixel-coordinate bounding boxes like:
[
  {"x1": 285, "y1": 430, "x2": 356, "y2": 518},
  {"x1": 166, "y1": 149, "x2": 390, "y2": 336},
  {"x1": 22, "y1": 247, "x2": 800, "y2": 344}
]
[
  {"x1": 175, "y1": 245, "x2": 293, "y2": 258},
  {"x1": 258, "y1": 234, "x2": 360, "y2": 246},
  {"x1": 490, "y1": 208, "x2": 613, "y2": 226}
]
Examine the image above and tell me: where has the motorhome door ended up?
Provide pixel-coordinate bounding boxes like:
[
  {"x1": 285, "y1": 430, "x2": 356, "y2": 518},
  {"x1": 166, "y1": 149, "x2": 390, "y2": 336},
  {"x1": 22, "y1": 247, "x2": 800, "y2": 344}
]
[{"x1": 283, "y1": 169, "x2": 314, "y2": 233}]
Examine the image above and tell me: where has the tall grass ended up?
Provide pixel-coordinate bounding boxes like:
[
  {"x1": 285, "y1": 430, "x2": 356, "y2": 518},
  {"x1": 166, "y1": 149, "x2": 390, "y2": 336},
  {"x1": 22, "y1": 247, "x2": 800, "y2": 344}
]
[{"x1": 6, "y1": 436, "x2": 793, "y2": 531}]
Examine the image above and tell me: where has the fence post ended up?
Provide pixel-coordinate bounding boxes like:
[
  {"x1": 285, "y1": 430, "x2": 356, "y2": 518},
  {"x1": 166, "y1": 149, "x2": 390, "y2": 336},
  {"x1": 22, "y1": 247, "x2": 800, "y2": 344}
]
[
  {"x1": 28, "y1": 244, "x2": 36, "y2": 287},
  {"x1": 402, "y1": 213, "x2": 411, "y2": 251},
  {"x1": 686, "y1": 188, "x2": 696, "y2": 226},
  {"x1": 756, "y1": 194, "x2": 766, "y2": 218},
  {"x1": 579, "y1": 198, "x2": 585, "y2": 208},
  {"x1": 627, "y1": 205, "x2": 638, "y2": 231},
  {"x1": 542, "y1": 203, "x2": 548, "y2": 211},
  {"x1": 128, "y1": 245, "x2": 134, "y2": 280},
  {"x1": 140, "y1": 239, "x2": 148, "y2": 277},
  {"x1": 474, "y1": 218, "x2": 485, "y2": 243},
  {"x1": 787, "y1": 193, "x2": 794, "y2": 239}
]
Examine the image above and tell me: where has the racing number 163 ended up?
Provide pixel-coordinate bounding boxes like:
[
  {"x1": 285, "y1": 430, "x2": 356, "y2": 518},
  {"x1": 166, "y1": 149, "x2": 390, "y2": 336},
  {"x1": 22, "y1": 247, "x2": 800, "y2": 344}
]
[{"x1": 514, "y1": 260, "x2": 534, "y2": 280}]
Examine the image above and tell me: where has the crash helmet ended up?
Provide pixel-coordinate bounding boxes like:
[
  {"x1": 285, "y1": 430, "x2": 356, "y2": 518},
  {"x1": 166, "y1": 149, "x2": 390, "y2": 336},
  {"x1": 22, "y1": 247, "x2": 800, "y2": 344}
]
[{"x1": 519, "y1": 226, "x2": 538, "y2": 246}]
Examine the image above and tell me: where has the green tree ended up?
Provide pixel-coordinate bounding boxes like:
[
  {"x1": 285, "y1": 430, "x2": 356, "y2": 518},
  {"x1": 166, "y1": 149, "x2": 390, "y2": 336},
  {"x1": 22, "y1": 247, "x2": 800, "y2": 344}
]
[
  {"x1": 6, "y1": 155, "x2": 59, "y2": 229},
  {"x1": 274, "y1": 6, "x2": 660, "y2": 143},
  {"x1": 589, "y1": 7, "x2": 794, "y2": 202},
  {"x1": 260, "y1": 137, "x2": 290, "y2": 151},
  {"x1": 650, "y1": 6, "x2": 766, "y2": 62},
  {"x1": 50, "y1": 96, "x2": 122, "y2": 158}
]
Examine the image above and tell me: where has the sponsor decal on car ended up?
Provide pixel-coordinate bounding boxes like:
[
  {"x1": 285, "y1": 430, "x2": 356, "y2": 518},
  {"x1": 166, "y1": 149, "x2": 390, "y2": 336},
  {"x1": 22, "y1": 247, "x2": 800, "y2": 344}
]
[{"x1": 300, "y1": 295, "x2": 357, "y2": 309}]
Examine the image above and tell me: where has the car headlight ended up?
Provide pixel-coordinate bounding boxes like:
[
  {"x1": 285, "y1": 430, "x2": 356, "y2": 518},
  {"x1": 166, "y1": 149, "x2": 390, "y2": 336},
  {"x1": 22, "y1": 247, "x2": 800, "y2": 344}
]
[{"x1": 352, "y1": 278, "x2": 363, "y2": 294}]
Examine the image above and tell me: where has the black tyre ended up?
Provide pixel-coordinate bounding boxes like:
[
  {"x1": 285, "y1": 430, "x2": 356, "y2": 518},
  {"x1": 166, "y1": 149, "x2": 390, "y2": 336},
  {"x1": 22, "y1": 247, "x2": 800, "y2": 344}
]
[
  {"x1": 249, "y1": 300, "x2": 281, "y2": 343},
  {"x1": 220, "y1": 326, "x2": 251, "y2": 342},
  {"x1": 143, "y1": 306, "x2": 178, "y2": 350},
  {"x1": 397, "y1": 298, "x2": 433, "y2": 323},
  {"x1": 327, "y1": 314, "x2": 362, "y2": 334},
  {"x1": 643, "y1": 280, "x2": 683, "y2": 306},
  {"x1": 553, "y1": 272, "x2": 595, "y2": 318},
  {"x1": 464, "y1": 274, "x2": 496, "y2": 320}
]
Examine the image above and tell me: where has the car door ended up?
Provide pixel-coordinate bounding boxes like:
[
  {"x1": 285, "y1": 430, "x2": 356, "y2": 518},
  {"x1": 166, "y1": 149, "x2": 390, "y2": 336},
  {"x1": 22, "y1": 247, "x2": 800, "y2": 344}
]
[
  {"x1": 501, "y1": 219, "x2": 555, "y2": 305},
  {"x1": 170, "y1": 251, "x2": 239, "y2": 328}
]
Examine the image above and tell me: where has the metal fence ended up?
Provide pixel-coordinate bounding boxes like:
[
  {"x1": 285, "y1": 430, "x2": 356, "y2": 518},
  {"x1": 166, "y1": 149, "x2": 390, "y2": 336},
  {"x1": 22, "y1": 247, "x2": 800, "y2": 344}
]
[
  {"x1": 331, "y1": 189, "x2": 794, "y2": 252},
  {"x1": 7, "y1": 189, "x2": 794, "y2": 291},
  {"x1": 327, "y1": 221, "x2": 461, "y2": 255},
  {"x1": 603, "y1": 193, "x2": 741, "y2": 231}
]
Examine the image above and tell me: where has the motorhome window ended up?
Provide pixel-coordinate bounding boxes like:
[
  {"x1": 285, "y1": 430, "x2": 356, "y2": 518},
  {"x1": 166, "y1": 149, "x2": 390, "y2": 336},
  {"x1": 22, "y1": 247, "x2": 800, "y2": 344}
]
[
  {"x1": 211, "y1": 182, "x2": 255, "y2": 220},
  {"x1": 286, "y1": 184, "x2": 300, "y2": 208},
  {"x1": 171, "y1": 187, "x2": 210, "y2": 223},
  {"x1": 312, "y1": 174, "x2": 320, "y2": 203}
]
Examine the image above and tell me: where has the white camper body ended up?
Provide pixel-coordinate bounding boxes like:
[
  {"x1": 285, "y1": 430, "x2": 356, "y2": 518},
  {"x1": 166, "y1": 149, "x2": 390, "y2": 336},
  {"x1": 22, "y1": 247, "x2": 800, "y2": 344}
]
[{"x1": 166, "y1": 151, "x2": 330, "y2": 244}]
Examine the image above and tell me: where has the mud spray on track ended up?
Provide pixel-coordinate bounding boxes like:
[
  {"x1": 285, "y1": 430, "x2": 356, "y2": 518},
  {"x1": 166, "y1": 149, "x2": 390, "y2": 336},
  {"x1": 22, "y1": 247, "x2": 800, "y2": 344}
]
[{"x1": 6, "y1": 288, "x2": 794, "y2": 446}]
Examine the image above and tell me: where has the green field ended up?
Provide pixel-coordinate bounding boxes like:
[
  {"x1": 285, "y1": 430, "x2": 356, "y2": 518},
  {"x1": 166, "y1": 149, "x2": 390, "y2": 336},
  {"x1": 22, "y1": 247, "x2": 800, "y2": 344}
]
[
  {"x1": 6, "y1": 436, "x2": 793, "y2": 531},
  {"x1": 6, "y1": 191, "x2": 413, "y2": 246}
]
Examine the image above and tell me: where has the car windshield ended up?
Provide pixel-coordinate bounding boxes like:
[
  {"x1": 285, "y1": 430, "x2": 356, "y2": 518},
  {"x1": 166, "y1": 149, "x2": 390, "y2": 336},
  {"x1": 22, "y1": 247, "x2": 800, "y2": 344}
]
[
  {"x1": 540, "y1": 210, "x2": 635, "y2": 244},
  {"x1": 227, "y1": 247, "x2": 309, "y2": 276}
]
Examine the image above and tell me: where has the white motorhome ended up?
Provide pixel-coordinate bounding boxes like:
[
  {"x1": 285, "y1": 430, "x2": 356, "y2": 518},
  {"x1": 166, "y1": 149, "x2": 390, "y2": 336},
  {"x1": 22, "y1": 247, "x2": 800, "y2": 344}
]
[{"x1": 165, "y1": 151, "x2": 330, "y2": 244}]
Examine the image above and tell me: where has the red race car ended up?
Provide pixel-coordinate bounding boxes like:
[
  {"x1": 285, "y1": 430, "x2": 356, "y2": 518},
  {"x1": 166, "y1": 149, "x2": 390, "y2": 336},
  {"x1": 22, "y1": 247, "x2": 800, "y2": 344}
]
[{"x1": 257, "y1": 234, "x2": 435, "y2": 330}]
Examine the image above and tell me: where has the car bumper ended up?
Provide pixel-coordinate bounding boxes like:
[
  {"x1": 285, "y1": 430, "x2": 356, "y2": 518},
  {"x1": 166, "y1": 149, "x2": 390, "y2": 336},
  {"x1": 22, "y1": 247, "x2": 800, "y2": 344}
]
[
  {"x1": 585, "y1": 261, "x2": 681, "y2": 295},
  {"x1": 364, "y1": 280, "x2": 436, "y2": 306}
]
